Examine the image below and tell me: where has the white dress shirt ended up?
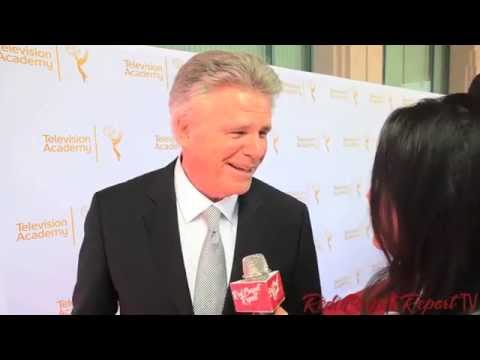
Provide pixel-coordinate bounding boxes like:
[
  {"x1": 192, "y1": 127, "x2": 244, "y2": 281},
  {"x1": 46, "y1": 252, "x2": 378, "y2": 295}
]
[{"x1": 174, "y1": 158, "x2": 238, "y2": 302}]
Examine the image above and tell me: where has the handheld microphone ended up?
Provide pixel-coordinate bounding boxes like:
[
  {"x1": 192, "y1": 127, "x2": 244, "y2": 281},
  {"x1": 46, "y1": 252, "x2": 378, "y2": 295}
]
[{"x1": 230, "y1": 254, "x2": 285, "y2": 313}]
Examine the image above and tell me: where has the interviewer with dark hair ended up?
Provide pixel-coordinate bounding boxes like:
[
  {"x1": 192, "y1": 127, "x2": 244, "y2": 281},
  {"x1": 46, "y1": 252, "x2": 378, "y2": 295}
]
[{"x1": 324, "y1": 74, "x2": 480, "y2": 315}]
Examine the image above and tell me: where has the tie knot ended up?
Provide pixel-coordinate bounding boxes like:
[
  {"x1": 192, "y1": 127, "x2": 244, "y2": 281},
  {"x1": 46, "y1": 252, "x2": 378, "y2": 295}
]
[{"x1": 203, "y1": 205, "x2": 222, "y2": 231}]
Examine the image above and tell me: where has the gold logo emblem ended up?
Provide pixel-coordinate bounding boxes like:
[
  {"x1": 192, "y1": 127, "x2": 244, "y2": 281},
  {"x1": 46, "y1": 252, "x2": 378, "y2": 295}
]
[
  {"x1": 352, "y1": 89, "x2": 358, "y2": 105},
  {"x1": 309, "y1": 83, "x2": 317, "y2": 102},
  {"x1": 66, "y1": 46, "x2": 89, "y2": 82},
  {"x1": 323, "y1": 135, "x2": 331, "y2": 152},
  {"x1": 103, "y1": 127, "x2": 123, "y2": 161},
  {"x1": 325, "y1": 230, "x2": 333, "y2": 251},
  {"x1": 273, "y1": 134, "x2": 280, "y2": 154},
  {"x1": 313, "y1": 187, "x2": 321, "y2": 204}
]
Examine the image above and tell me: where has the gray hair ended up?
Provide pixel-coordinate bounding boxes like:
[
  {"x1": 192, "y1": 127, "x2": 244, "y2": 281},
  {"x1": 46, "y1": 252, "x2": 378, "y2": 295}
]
[{"x1": 169, "y1": 50, "x2": 282, "y2": 118}]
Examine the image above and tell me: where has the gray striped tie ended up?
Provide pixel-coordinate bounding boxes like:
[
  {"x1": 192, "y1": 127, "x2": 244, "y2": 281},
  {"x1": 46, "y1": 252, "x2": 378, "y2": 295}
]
[{"x1": 193, "y1": 205, "x2": 227, "y2": 315}]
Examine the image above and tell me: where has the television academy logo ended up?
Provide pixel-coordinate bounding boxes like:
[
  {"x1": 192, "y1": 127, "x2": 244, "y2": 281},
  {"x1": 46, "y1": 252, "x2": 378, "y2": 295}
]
[
  {"x1": 369, "y1": 93, "x2": 390, "y2": 106},
  {"x1": 272, "y1": 134, "x2": 280, "y2": 154},
  {"x1": 42, "y1": 128, "x2": 98, "y2": 162},
  {"x1": 355, "y1": 182, "x2": 363, "y2": 197},
  {"x1": 352, "y1": 89, "x2": 359, "y2": 105},
  {"x1": 297, "y1": 136, "x2": 320, "y2": 150},
  {"x1": 313, "y1": 186, "x2": 321, "y2": 204},
  {"x1": 0, "y1": 45, "x2": 61, "y2": 80},
  {"x1": 42, "y1": 134, "x2": 93, "y2": 155},
  {"x1": 66, "y1": 46, "x2": 89, "y2": 83},
  {"x1": 123, "y1": 58, "x2": 164, "y2": 81},
  {"x1": 333, "y1": 182, "x2": 363, "y2": 197},
  {"x1": 16, "y1": 206, "x2": 88, "y2": 247},
  {"x1": 330, "y1": 87, "x2": 358, "y2": 105},
  {"x1": 42, "y1": 126, "x2": 126, "y2": 163},
  {"x1": 323, "y1": 135, "x2": 331, "y2": 152},
  {"x1": 103, "y1": 127, "x2": 123, "y2": 161},
  {"x1": 344, "y1": 224, "x2": 369, "y2": 241},
  {"x1": 344, "y1": 136, "x2": 376, "y2": 152},
  {"x1": 282, "y1": 81, "x2": 304, "y2": 96},
  {"x1": 309, "y1": 83, "x2": 317, "y2": 102},
  {"x1": 16, "y1": 218, "x2": 70, "y2": 242},
  {"x1": 155, "y1": 135, "x2": 179, "y2": 150},
  {"x1": 325, "y1": 230, "x2": 333, "y2": 251}
]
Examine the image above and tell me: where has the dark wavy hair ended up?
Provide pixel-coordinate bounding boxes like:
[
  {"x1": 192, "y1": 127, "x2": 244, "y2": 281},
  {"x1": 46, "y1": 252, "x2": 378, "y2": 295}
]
[
  {"x1": 469, "y1": 73, "x2": 480, "y2": 98},
  {"x1": 362, "y1": 75, "x2": 480, "y2": 314}
]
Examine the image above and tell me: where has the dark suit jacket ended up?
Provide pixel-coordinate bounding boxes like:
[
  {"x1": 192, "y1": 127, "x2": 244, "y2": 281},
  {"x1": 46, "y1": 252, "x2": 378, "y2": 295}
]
[{"x1": 72, "y1": 160, "x2": 322, "y2": 314}]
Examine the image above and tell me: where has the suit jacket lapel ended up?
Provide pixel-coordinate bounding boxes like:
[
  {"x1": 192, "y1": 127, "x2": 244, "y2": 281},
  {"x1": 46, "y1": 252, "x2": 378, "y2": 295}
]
[
  {"x1": 141, "y1": 162, "x2": 265, "y2": 315},
  {"x1": 142, "y1": 160, "x2": 193, "y2": 314},
  {"x1": 223, "y1": 180, "x2": 264, "y2": 315}
]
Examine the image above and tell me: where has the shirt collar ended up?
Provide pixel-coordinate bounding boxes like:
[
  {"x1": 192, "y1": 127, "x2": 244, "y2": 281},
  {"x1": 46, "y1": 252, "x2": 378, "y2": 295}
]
[{"x1": 174, "y1": 157, "x2": 238, "y2": 223}]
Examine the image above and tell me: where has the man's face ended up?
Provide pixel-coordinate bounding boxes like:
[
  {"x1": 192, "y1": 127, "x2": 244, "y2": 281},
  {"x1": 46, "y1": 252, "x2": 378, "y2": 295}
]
[{"x1": 175, "y1": 85, "x2": 272, "y2": 201}]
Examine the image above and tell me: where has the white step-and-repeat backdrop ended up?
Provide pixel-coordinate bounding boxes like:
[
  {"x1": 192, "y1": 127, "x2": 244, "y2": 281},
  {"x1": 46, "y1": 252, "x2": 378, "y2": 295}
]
[{"x1": 0, "y1": 45, "x2": 440, "y2": 314}]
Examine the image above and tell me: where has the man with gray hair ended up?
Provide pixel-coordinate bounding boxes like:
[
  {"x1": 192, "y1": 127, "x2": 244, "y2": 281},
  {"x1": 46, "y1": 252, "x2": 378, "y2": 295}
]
[{"x1": 72, "y1": 50, "x2": 322, "y2": 315}]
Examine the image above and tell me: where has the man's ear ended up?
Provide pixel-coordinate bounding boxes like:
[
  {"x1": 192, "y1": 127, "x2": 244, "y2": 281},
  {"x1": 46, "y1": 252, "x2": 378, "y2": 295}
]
[{"x1": 172, "y1": 112, "x2": 191, "y2": 148}]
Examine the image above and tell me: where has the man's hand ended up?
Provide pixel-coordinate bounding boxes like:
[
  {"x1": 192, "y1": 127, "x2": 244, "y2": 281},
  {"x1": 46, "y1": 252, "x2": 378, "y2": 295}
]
[{"x1": 274, "y1": 306, "x2": 288, "y2": 315}]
